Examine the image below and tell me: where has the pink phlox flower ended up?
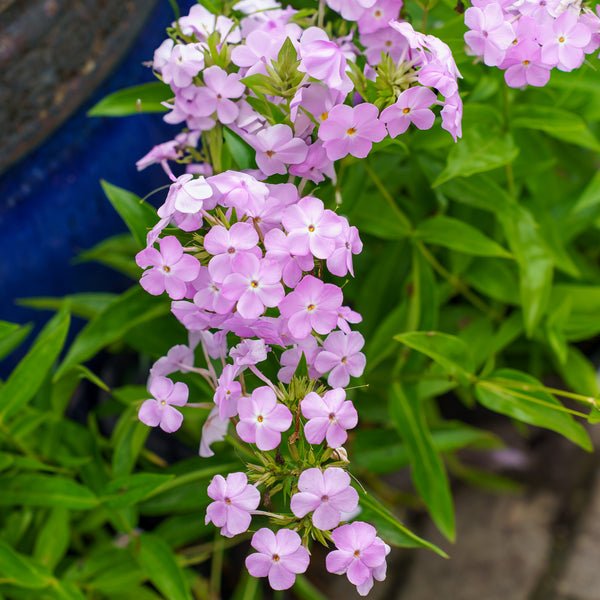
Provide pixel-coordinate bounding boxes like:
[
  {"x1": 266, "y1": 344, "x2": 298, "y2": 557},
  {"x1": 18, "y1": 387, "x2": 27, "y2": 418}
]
[
  {"x1": 171, "y1": 300, "x2": 229, "y2": 331},
  {"x1": 502, "y1": 39, "x2": 552, "y2": 87},
  {"x1": 158, "y1": 173, "x2": 215, "y2": 218},
  {"x1": 326, "y1": 0, "x2": 377, "y2": 21},
  {"x1": 235, "y1": 99, "x2": 267, "y2": 134},
  {"x1": 314, "y1": 331, "x2": 366, "y2": 388},
  {"x1": 251, "y1": 124, "x2": 308, "y2": 176},
  {"x1": 153, "y1": 38, "x2": 174, "y2": 72},
  {"x1": 136, "y1": 140, "x2": 179, "y2": 176},
  {"x1": 264, "y1": 227, "x2": 314, "y2": 288},
  {"x1": 337, "y1": 305, "x2": 363, "y2": 334},
  {"x1": 326, "y1": 521, "x2": 391, "y2": 596},
  {"x1": 235, "y1": 0, "x2": 281, "y2": 15},
  {"x1": 230, "y1": 339, "x2": 270, "y2": 370},
  {"x1": 231, "y1": 29, "x2": 286, "y2": 76},
  {"x1": 360, "y1": 26, "x2": 411, "y2": 64},
  {"x1": 250, "y1": 316, "x2": 294, "y2": 347},
  {"x1": 326, "y1": 220, "x2": 363, "y2": 277},
  {"x1": 209, "y1": 170, "x2": 269, "y2": 213},
  {"x1": 357, "y1": 0, "x2": 403, "y2": 34},
  {"x1": 240, "y1": 6, "x2": 302, "y2": 39},
  {"x1": 282, "y1": 195, "x2": 343, "y2": 260},
  {"x1": 290, "y1": 467, "x2": 359, "y2": 530},
  {"x1": 579, "y1": 8, "x2": 600, "y2": 54},
  {"x1": 301, "y1": 389, "x2": 358, "y2": 448},
  {"x1": 290, "y1": 83, "x2": 342, "y2": 137},
  {"x1": 318, "y1": 103, "x2": 387, "y2": 161},
  {"x1": 289, "y1": 141, "x2": 337, "y2": 184},
  {"x1": 204, "y1": 222, "x2": 260, "y2": 281},
  {"x1": 298, "y1": 27, "x2": 353, "y2": 94},
  {"x1": 236, "y1": 386, "x2": 293, "y2": 450},
  {"x1": 192, "y1": 266, "x2": 236, "y2": 314},
  {"x1": 161, "y1": 43, "x2": 205, "y2": 88},
  {"x1": 215, "y1": 364, "x2": 243, "y2": 419},
  {"x1": 198, "y1": 330, "x2": 228, "y2": 359},
  {"x1": 172, "y1": 210, "x2": 204, "y2": 233},
  {"x1": 178, "y1": 4, "x2": 241, "y2": 43},
  {"x1": 163, "y1": 86, "x2": 217, "y2": 131},
  {"x1": 136, "y1": 236, "x2": 201, "y2": 300},
  {"x1": 206, "y1": 472, "x2": 260, "y2": 537},
  {"x1": 417, "y1": 58, "x2": 459, "y2": 97},
  {"x1": 199, "y1": 406, "x2": 230, "y2": 457},
  {"x1": 380, "y1": 86, "x2": 437, "y2": 137},
  {"x1": 190, "y1": 66, "x2": 245, "y2": 124},
  {"x1": 440, "y1": 92, "x2": 463, "y2": 141},
  {"x1": 149, "y1": 344, "x2": 195, "y2": 380},
  {"x1": 278, "y1": 336, "x2": 321, "y2": 383},
  {"x1": 245, "y1": 528, "x2": 310, "y2": 591},
  {"x1": 222, "y1": 254, "x2": 284, "y2": 319},
  {"x1": 138, "y1": 376, "x2": 188, "y2": 433},
  {"x1": 539, "y1": 9, "x2": 591, "y2": 70},
  {"x1": 464, "y1": 4, "x2": 516, "y2": 66},
  {"x1": 279, "y1": 275, "x2": 344, "y2": 339}
]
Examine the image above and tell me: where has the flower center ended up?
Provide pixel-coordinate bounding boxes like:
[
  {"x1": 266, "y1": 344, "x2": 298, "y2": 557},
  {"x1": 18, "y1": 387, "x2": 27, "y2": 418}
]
[
  {"x1": 341, "y1": 356, "x2": 347, "y2": 363},
  {"x1": 217, "y1": 93, "x2": 222, "y2": 100},
  {"x1": 374, "y1": 9, "x2": 382, "y2": 17},
  {"x1": 321, "y1": 112, "x2": 328, "y2": 121},
  {"x1": 346, "y1": 127, "x2": 357, "y2": 135},
  {"x1": 329, "y1": 412, "x2": 336, "y2": 421},
  {"x1": 558, "y1": 36, "x2": 565, "y2": 43},
  {"x1": 160, "y1": 400, "x2": 166, "y2": 406},
  {"x1": 266, "y1": 150, "x2": 275, "y2": 157},
  {"x1": 257, "y1": 415, "x2": 264, "y2": 422},
  {"x1": 228, "y1": 246, "x2": 235, "y2": 254},
  {"x1": 385, "y1": 40, "x2": 392, "y2": 47},
  {"x1": 321, "y1": 495, "x2": 329, "y2": 502},
  {"x1": 225, "y1": 497, "x2": 231, "y2": 504},
  {"x1": 163, "y1": 266, "x2": 171, "y2": 273},
  {"x1": 307, "y1": 304, "x2": 315, "y2": 311},
  {"x1": 354, "y1": 550, "x2": 361, "y2": 558},
  {"x1": 212, "y1": 284, "x2": 219, "y2": 292},
  {"x1": 272, "y1": 554, "x2": 280, "y2": 562},
  {"x1": 308, "y1": 225, "x2": 315, "y2": 232},
  {"x1": 251, "y1": 280, "x2": 259, "y2": 288},
  {"x1": 402, "y1": 107, "x2": 411, "y2": 114},
  {"x1": 523, "y1": 60, "x2": 530, "y2": 66}
]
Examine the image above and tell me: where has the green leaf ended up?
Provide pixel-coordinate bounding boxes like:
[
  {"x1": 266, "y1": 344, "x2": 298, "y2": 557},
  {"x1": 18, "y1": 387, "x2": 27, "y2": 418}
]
[
  {"x1": 101, "y1": 474, "x2": 175, "y2": 509},
  {"x1": 0, "y1": 540, "x2": 53, "y2": 589},
  {"x1": 0, "y1": 475, "x2": 99, "y2": 509},
  {"x1": 498, "y1": 206, "x2": 553, "y2": 337},
  {"x1": 88, "y1": 82, "x2": 172, "y2": 117},
  {"x1": 17, "y1": 293, "x2": 117, "y2": 320},
  {"x1": 365, "y1": 302, "x2": 408, "y2": 372},
  {"x1": 511, "y1": 106, "x2": 600, "y2": 152},
  {"x1": 292, "y1": 575, "x2": 329, "y2": 600},
  {"x1": 111, "y1": 408, "x2": 151, "y2": 477},
  {"x1": 357, "y1": 489, "x2": 448, "y2": 556},
  {"x1": 414, "y1": 215, "x2": 512, "y2": 258},
  {"x1": 557, "y1": 346, "x2": 600, "y2": 398},
  {"x1": 475, "y1": 369, "x2": 591, "y2": 450},
  {"x1": 0, "y1": 306, "x2": 70, "y2": 424},
  {"x1": 394, "y1": 331, "x2": 474, "y2": 387},
  {"x1": 101, "y1": 181, "x2": 157, "y2": 249},
  {"x1": 223, "y1": 127, "x2": 256, "y2": 170},
  {"x1": 33, "y1": 507, "x2": 70, "y2": 569},
  {"x1": 55, "y1": 287, "x2": 170, "y2": 379},
  {"x1": 464, "y1": 258, "x2": 520, "y2": 304},
  {"x1": 0, "y1": 321, "x2": 33, "y2": 361},
  {"x1": 433, "y1": 131, "x2": 518, "y2": 186},
  {"x1": 390, "y1": 383, "x2": 455, "y2": 540},
  {"x1": 135, "y1": 534, "x2": 193, "y2": 600},
  {"x1": 76, "y1": 233, "x2": 141, "y2": 279}
]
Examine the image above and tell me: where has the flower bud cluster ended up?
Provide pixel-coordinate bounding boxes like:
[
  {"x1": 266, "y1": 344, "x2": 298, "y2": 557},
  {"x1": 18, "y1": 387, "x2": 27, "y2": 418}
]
[
  {"x1": 132, "y1": 0, "x2": 463, "y2": 595},
  {"x1": 464, "y1": 0, "x2": 600, "y2": 87}
]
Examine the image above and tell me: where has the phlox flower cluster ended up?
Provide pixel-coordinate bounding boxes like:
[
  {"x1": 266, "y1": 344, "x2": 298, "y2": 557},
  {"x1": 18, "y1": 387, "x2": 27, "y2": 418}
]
[
  {"x1": 463, "y1": 0, "x2": 600, "y2": 87},
  {"x1": 130, "y1": 0, "x2": 464, "y2": 594}
]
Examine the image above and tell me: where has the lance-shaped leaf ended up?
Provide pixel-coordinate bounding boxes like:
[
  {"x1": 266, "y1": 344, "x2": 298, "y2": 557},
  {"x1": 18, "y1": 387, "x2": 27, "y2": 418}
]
[
  {"x1": 0, "y1": 306, "x2": 70, "y2": 424},
  {"x1": 475, "y1": 369, "x2": 591, "y2": 450},
  {"x1": 0, "y1": 540, "x2": 53, "y2": 589},
  {"x1": 394, "y1": 331, "x2": 474, "y2": 387},
  {"x1": 414, "y1": 215, "x2": 512, "y2": 258},
  {"x1": 88, "y1": 82, "x2": 172, "y2": 116},
  {"x1": 390, "y1": 383, "x2": 455, "y2": 541}
]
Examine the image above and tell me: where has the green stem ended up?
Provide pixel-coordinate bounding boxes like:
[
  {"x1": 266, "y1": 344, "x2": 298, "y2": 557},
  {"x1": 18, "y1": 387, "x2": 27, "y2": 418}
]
[
  {"x1": 417, "y1": 242, "x2": 499, "y2": 320},
  {"x1": 362, "y1": 160, "x2": 413, "y2": 233}
]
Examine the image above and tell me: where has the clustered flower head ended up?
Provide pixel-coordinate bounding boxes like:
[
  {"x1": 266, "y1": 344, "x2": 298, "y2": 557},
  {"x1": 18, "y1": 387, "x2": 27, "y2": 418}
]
[
  {"x1": 463, "y1": 0, "x2": 600, "y2": 87},
  {"x1": 132, "y1": 0, "x2": 467, "y2": 594}
]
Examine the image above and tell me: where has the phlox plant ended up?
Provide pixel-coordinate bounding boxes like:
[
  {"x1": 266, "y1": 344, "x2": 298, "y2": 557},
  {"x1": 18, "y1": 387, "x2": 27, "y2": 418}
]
[{"x1": 2, "y1": 0, "x2": 600, "y2": 598}]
